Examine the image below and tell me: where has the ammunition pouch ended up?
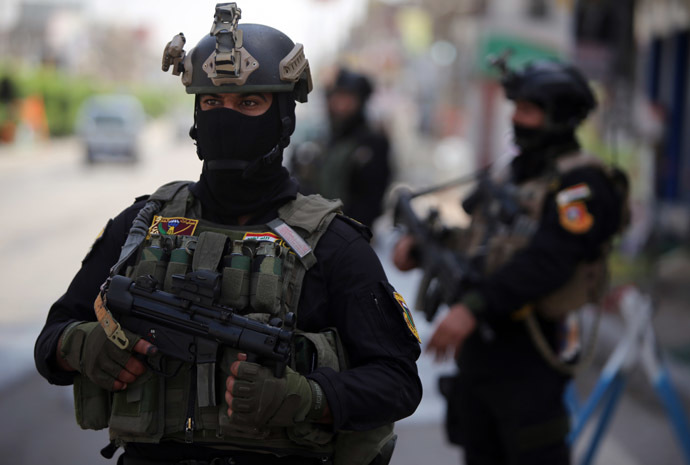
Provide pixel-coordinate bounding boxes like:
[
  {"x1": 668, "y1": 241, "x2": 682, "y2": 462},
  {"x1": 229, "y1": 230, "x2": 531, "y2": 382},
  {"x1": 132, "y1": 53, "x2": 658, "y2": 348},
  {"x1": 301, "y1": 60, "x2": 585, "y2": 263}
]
[{"x1": 73, "y1": 375, "x2": 111, "y2": 430}]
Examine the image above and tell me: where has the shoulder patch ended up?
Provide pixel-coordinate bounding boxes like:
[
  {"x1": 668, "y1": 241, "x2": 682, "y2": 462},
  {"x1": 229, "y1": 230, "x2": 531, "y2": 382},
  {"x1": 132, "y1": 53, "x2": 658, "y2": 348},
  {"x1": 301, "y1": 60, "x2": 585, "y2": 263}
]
[
  {"x1": 556, "y1": 183, "x2": 591, "y2": 206},
  {"x1": 148, "y1": 215, "x2": 199, "y2": 237},
  {"x1": 391, "y1": 288, "x2": 421, "y2": 344},
  {"x1": 558, "y1": 201, "x2": 594, "y2": 234}
]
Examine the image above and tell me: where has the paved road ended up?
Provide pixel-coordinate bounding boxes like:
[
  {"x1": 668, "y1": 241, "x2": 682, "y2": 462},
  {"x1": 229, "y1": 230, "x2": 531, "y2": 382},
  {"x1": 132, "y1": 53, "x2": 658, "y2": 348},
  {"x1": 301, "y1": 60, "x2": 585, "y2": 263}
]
[{"x1": 1, "y1": 120, "x2": 687, "y2": 464}]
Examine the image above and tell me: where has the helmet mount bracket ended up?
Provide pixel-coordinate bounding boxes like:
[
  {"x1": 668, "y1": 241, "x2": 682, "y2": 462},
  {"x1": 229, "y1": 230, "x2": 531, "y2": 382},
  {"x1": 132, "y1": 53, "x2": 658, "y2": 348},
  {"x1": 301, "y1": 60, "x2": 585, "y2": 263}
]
[
  {"x1": 162, "y1": 33, "x2": 187, "y2": 76},
  {"x1": 203, "y1": 2, "x2": 259, "y2": 86}
]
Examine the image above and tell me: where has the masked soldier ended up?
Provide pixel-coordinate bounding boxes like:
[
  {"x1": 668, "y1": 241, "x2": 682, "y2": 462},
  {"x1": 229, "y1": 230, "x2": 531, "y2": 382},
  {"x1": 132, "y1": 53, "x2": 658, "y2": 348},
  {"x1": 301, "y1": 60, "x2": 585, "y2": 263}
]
[
  {"x1": 393, "y1": 59, "x2": 629, "y2": 465},
  {"x1": 34, "y1": 4, "x2": 422, "y2": 465},
  {"x1": 290, "y1": 67, "x2": 392, "y2": 230}
]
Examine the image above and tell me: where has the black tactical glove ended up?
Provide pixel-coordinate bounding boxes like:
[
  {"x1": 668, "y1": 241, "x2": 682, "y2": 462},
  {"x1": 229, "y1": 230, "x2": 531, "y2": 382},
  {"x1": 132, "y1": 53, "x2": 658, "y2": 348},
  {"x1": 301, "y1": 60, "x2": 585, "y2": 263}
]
[
  {"x1": 227, "y1": 362, "x2": 326, "y2": 427},
  {"x1": 59, "y1": 321, "x2": 143, "y2": 391}
]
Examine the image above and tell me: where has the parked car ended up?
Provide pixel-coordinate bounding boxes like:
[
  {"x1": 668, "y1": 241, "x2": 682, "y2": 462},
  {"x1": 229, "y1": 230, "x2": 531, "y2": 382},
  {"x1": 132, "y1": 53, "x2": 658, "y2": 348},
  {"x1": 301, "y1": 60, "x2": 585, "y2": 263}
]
[{"x1": 76, "y1": 93, "x2": 145, "y2": 163}]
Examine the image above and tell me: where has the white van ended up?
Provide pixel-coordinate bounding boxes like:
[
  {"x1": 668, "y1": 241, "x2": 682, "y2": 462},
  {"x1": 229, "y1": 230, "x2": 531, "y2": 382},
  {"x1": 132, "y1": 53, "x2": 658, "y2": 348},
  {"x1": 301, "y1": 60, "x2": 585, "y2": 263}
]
[{"x1": 76, "y1": 93, "x2": 146, "y2": 163}]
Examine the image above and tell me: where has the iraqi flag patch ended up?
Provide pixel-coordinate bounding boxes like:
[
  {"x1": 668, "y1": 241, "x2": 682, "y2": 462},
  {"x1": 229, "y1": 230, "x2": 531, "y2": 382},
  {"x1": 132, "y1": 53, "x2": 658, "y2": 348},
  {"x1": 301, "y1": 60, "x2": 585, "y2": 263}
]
[
  {"x1": 242, "y1": 231, "x2": 281, "y2": 242},
  {"x1": 556, "y1": 183, "x2": 592, "y2": 206}
]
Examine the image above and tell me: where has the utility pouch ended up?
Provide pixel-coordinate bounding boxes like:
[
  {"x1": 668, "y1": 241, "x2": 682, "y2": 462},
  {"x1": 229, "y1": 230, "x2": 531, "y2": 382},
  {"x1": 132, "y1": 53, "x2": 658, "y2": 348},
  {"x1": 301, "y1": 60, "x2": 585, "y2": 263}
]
[
  {"x1": 287, "y1": 329, "x2": 344, "y2": 447},
  {"x1": 292, "y1": 330, "x2": 343, "y2": 374},
  {"x1": 73, "y1": 374, "x2": 111, "y2": 430},
  {"x1": 133, "y1": 245, "x2": 169, "y2": 286},
  {"x1": 220, "y1": 240, "x2": 252, "y2": 309},
  {"x1": 250, "y1": 242, "x2": 283, "y2": 314},
  {"x1": 108, "y1": 372, "x2": 163, "y2": 440},
  {"x1": 163, "y1": 239, "x2": 193, "y2": 292},
  {"x1": 334, "y1": 425, "x2": 396, "y2": 465},
  {"x1": 438, "y1": 373, "x2": 464, "y2": 446},
  {"x1": 370, "y1": 433, "x2": 398, "y2": 465}
]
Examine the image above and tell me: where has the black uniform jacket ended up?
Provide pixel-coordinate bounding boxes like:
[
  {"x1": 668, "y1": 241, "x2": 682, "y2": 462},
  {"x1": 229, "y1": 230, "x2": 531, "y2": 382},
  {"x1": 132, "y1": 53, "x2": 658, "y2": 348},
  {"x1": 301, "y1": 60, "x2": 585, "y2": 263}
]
[
  {"x1": 34, "y1": 195, "x2": 422, "y2": 435},
  {"x1": 335, "y1": 123, "x2": 391, "y2": 228}
]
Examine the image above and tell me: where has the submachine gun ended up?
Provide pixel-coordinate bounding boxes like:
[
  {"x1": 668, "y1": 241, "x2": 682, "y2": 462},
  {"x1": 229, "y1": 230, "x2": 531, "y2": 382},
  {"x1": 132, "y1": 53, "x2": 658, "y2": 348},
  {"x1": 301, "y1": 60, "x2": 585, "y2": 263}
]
[
  {"x1": 392, "y1": 168, "x2": 522, "y2": 323},
  {"x1": 104, "y1": 270, "x2": 294, "y2": 377}
]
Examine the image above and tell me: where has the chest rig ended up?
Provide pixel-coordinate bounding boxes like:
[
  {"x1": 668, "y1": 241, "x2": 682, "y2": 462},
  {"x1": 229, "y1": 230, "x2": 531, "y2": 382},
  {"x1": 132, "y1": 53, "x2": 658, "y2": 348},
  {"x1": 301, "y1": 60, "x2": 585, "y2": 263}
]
[
  {"x1": 83, "y1": 182, "x2": 375, "y2": 457},
  {"x1": 465, "y1": 152, "x2": 611, "y2": 320}
]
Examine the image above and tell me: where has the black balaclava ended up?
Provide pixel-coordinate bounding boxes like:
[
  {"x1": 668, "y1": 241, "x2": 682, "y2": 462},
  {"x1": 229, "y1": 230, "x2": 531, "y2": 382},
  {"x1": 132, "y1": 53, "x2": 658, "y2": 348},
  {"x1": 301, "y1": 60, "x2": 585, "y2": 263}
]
[
  {"x1": 327, "y1": 93, "x2": 366, "y2": 140},
  {"x1": 189, "y1": 94, "x2": 298, "y2": 223},
  {"x1": 326, "y1": 69, "x2": 372, "y2": 139},
  {"x1": 511, "y1": 105, "x2": 580, "y2": 183}
]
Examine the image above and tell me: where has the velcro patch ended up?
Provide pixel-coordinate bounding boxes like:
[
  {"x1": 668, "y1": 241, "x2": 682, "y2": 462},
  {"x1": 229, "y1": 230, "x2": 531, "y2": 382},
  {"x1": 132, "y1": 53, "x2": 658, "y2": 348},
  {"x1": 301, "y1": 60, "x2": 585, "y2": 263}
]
[
  {"x1": 394, "y1": 291, "x2": 421, "y2": 344},
  {"x1": 558, "y1": 201, "x2": 594, "y2": 234},
  {"x1": 270, "y1": 221, "x2": 312, "y2": 258},
  {"x1": 556, "y1": 183, "x2": 591, "y2": 206},
  {"x1": 148, "y1": 215, "x2": 199, "y2": 237},
  {"x1": 242, "y1": 232, "x2": 281, "y2": 242}
]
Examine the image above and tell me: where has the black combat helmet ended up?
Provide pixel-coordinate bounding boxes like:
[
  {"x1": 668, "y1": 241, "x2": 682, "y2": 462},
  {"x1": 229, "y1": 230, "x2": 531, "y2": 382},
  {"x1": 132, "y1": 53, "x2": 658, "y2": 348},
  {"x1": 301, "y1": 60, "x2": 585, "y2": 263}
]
[
  {"x1": 327, "y1": 68, "x2": 373, "y2": 103},
  {"x1": 501, "y1": 60, "x2": 597, "y2": 130},
  {"x1": 163, "y1": 3, "x2": 312, "y2": 102}
]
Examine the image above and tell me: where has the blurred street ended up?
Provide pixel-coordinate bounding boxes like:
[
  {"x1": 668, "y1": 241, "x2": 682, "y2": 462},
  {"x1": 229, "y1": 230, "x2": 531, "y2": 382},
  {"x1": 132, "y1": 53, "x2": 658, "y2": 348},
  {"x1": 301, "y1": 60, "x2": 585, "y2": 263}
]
[
  {"x1": 0, "y1": 1, "x2": 689, "y2": 464},
  {"x1": 1, "y1": 119, "x2": 689, "y2": 464}
]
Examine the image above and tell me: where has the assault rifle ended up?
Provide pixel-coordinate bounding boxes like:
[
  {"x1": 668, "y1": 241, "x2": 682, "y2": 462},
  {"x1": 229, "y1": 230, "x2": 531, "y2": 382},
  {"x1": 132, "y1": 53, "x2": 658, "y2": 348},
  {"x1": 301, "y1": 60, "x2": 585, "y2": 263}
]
[
  {"x1": 393, "y1": 186, "x2": 479, "y2": 322},
  {"x1": 392, "y1": 168, "x2": 521, "y2": 323},
  {"x1": 104, "y1": 270, "x2": 294, "y2": 377}
]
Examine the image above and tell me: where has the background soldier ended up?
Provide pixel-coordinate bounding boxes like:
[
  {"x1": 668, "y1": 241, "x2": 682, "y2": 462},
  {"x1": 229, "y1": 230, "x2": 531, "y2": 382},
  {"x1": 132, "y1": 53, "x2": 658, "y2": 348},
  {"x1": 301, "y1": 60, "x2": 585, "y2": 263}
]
[
  {"x1": 34, "y1": 4, "x2": 422, "y2": 465},
  {"x1": 393, "y1": 59, "x2": 629, "y2": 464},
  {"x1": 290, "y1": 67, "x2": 392, "y2": 230}
]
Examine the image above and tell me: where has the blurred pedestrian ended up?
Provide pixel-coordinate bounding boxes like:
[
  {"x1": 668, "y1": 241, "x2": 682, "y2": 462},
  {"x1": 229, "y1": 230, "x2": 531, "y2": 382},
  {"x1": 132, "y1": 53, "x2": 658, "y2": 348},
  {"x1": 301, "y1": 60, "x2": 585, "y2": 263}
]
[
  {"x1": 34, "y1": 3, "x2": 421, "y2": 465},
  {"x1": 393, "y1": 59, "x2": 630, "y2": 465},
  {"x1": 0, "y1": 75, "x2": 19, "y2": 143},
  {"x1": 290, "y1": 67, "x2": 392, "y2": 230}
]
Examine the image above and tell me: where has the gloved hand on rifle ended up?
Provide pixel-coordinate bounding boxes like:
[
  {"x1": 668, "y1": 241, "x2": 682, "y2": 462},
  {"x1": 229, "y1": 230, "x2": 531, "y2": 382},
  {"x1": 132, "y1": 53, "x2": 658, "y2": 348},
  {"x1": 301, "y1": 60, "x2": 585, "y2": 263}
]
[
  {"x1": 58, "y1": 321, "x2": 157, "y2": 391},
  {"x1": 225, "y1": 353, "x2": 330, "y2": 427}
]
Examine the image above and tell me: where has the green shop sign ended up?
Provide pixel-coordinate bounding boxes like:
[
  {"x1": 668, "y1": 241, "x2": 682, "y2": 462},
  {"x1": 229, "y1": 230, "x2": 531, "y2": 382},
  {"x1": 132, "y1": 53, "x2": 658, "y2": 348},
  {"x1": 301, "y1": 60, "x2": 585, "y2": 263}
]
[{"x1": 476, "y1": 34, "x2": 563, "y2": 77}]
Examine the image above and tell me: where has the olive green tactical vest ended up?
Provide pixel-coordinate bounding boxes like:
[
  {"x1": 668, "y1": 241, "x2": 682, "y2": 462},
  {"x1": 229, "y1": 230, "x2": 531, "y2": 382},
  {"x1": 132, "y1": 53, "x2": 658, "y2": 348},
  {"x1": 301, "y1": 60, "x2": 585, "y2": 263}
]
[
  {"x1": 75, "y1": 182, "x2": 395, "y2": 464},
  {"x1": 465, "y1": 152, "x2": 611, "y2": 320},
  {"x1": 317, "y1": 138, "x2": 359, "y2": 204}
]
